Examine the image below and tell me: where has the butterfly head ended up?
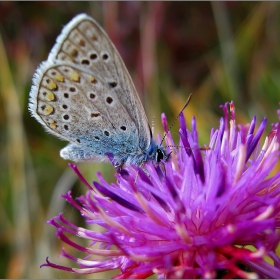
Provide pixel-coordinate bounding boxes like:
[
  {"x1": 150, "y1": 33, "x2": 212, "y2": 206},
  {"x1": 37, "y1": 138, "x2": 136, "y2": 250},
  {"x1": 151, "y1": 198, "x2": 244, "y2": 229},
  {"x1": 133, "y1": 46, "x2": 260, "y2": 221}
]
[
  {"x1": 155, "y1": 146, "x2": 170, "y2": 163},
  {"x1": 145, "y1": 140, "x2": 170, "y2": 164}
]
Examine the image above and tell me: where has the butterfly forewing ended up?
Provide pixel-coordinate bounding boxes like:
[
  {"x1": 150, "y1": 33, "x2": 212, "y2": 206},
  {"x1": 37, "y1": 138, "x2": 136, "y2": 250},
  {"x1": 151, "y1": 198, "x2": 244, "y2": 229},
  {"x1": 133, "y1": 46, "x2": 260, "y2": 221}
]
[{"x1": 48, "y1": 14, "x2": 151, "y2": 151}]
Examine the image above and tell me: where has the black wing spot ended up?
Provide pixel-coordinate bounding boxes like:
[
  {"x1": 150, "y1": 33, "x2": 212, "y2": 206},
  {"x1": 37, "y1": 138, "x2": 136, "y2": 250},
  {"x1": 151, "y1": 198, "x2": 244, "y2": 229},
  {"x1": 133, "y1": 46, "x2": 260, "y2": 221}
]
[
  {"x1": 109, "y1": 82, "x2": 117, "y2": 88},
  {"x1": 89, "y1": 53, "x2": 98, "y2": 60},
  {"x1": 89, "y1": 93, "x2": 96, "y2": 99},
  {"x1": 102, "y1": 53, "x2": 109, "y2": 60},
  {"x1": 91, "y1": 113, "x2": 100, "y2": 118},
  {"x1": 81, "y1": 59, "x2": 90, "y2": 65},
  {"x1": 104, "y1": 131, "x2": 110, "y2": 136},
  {"x1": 106, "y1": 97, "x2": 113, "y2": 104}
]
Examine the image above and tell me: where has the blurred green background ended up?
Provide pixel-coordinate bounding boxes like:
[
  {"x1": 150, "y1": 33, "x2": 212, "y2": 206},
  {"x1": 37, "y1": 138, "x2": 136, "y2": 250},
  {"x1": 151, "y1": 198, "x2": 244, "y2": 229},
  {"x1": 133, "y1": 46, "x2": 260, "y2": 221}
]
[{"x1": 0, "y1": 1, "x2": 279, "y2": 278}]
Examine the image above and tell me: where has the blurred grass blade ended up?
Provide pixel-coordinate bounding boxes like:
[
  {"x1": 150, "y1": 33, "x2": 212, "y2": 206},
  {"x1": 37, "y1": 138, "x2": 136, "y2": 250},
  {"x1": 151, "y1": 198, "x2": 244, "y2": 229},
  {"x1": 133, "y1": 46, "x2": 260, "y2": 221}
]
[{"x1": 0, "y1": 31, "x2": 31, "y2": 277}]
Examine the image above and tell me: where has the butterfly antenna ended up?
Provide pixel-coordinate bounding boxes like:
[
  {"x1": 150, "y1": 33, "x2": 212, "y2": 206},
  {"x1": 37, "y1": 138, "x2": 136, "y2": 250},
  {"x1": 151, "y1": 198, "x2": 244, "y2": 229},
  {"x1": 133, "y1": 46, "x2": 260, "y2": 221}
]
[
  {"x1": 160, "y1": 93, "x2": 193, "y2": 146},
  {"x1": 166, "y1": 144, "x2": 211, "y2": 151},
  {"x1": 151, "y1": 116, "x2": 155, "y2": 136}
]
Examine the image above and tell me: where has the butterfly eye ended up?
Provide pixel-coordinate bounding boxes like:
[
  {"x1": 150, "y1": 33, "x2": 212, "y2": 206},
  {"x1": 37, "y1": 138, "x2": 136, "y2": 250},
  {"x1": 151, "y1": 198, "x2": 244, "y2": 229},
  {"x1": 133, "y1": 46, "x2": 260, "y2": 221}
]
[{"x1": 156, "y1": 149, "x2": 164, "y2": 162}]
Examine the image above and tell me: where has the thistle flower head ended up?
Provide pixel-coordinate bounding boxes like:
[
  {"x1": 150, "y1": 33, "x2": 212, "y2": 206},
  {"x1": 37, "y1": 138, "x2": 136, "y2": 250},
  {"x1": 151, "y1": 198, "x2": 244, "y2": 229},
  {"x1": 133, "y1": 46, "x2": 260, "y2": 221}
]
[{"x1": 42, "y1": 102, "x2": 280, "y2": 279}]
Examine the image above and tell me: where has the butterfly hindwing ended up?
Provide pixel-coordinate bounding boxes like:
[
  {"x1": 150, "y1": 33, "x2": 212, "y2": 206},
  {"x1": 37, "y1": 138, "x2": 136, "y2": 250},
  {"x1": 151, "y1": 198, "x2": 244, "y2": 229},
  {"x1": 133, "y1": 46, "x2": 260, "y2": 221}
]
[{"x1": 30, "y1": 61, "x2": 141, "y2": 157}]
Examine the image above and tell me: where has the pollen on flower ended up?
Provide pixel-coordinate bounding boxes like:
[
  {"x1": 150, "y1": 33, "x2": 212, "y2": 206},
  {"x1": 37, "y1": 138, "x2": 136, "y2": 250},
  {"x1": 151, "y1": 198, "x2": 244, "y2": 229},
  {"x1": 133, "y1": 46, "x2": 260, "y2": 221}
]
[
  {"x1": 42, "y1": 102, "x2": 280, "y2": 279},
  {"x1": 227, "y1": 224, "x2": 235, "y2": 234}
]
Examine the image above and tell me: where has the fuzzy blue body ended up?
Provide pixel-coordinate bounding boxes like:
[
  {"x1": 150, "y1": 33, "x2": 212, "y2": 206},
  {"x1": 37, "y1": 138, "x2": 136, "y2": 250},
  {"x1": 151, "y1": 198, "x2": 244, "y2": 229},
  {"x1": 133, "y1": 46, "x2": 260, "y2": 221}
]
[{"x1": 60, "y1": 138, "x2": 168, "y2": 167}]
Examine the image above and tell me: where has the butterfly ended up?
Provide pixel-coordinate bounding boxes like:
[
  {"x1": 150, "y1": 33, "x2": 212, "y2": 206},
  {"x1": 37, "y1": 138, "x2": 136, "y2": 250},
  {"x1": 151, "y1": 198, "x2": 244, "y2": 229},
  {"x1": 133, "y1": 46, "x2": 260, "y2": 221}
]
[{"x1": 29, "y1": 14, "x2": 169, "y2": 169}]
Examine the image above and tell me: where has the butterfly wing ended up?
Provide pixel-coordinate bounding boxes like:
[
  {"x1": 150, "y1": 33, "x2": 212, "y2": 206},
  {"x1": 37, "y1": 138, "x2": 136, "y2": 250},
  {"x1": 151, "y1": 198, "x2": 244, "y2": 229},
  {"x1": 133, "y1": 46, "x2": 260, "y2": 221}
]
[
  {"x1": 49, "y1": 13, "x2": 151, "y2": 152},
  {"x1": 29, "y1": 14, "x2": 152, "y2": 162},
  {"x1": 29, "y1": 61, "x2": 142, "y2": 160}
]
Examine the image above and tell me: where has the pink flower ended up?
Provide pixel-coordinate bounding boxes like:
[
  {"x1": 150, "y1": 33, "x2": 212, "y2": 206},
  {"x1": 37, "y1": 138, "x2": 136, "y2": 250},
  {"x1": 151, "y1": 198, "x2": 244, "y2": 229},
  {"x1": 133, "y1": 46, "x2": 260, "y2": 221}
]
[{"x1": 42, "y1": 102, "x2": 280, "y2": 279}]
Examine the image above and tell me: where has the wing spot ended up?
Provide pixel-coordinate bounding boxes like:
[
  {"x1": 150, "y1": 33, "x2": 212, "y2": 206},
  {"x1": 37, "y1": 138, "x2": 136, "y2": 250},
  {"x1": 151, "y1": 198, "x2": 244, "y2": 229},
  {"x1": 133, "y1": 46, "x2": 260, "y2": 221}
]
[
  {"x1": 79, "y1": 39, "x2": 85, "y2": 47},
  {"x1": 70, "y1": 48, "x2": 78, "y2": 57},
  {"x1": 89, "y1": 53, "x2": 98, "y2": 60},
  {"x1": 51, "y1": 71, "x2": 56, "y2": 75},
  {"x1": 109, "y1": 82, "x2": 117, "y2": 88},
  {"x1": 45, "y1": 78, "x2": 58, "y2": 90},
  {"x1": 76, "y1": 139, "x2": 81, "y2": 143},
  {"x1": 48, "y1": 119, "x2": 56, "y2": 129},
  {"x1": 120, "y1": 126, "x2": 126, "y2": 131},
  {"x1": 63, "y1": 114, "x2": 70, "y2": 120},
  {"x1": 81, "y1": 59, "x2": 90, "y2": 65},
  {"x1": 91, "y1": 113, "x2": 100, "y2": 118},
  {"x1": 54, "y1": 75, "x2": 64, "y2": 82},
  {"x1": 94, "y1": 136, "x2": 100, "y2": 140},
  {"x1": 62, "y1": 104, "x2": 68, "y2": 109},
  {"x1": 64, "y1": 125, "x2": 69, "y2": 130},
  {"x1": 89, "y1": 93, "x2": 96, "y2": 99},
  {"x1": 41, "y1": 105, "x2": 54, "y2": 115},
  {"x1": 104, "y1": 131, "x2": 110, "y2": 136},
  {"x1": 69, "y1": 87, "x2": 76, "y2": 92},
  {"x1": 102, "y1": 53, "x2": 109, "y2": 60},
  {"x1": 42, "y1": 90, "x2": 55, "y2": 101},
  {"x1": 106, "y1": 97, "x2": 113, "y2": 104},
  {"x1": 90, "y1": 76, "x2": 98, "y2": 84},
  {"x1": 69, "y1": 72, "x2": 80, "y2": 82},
  {"x1": 50, "y1": 123, "x2": 57, "y2": 129},
  {"x1": 64, "y1": 93, "x2": 69, "y2": 98},
  {"x1": 63, "y1": 68, "x2": 69, "y2": 73}
]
